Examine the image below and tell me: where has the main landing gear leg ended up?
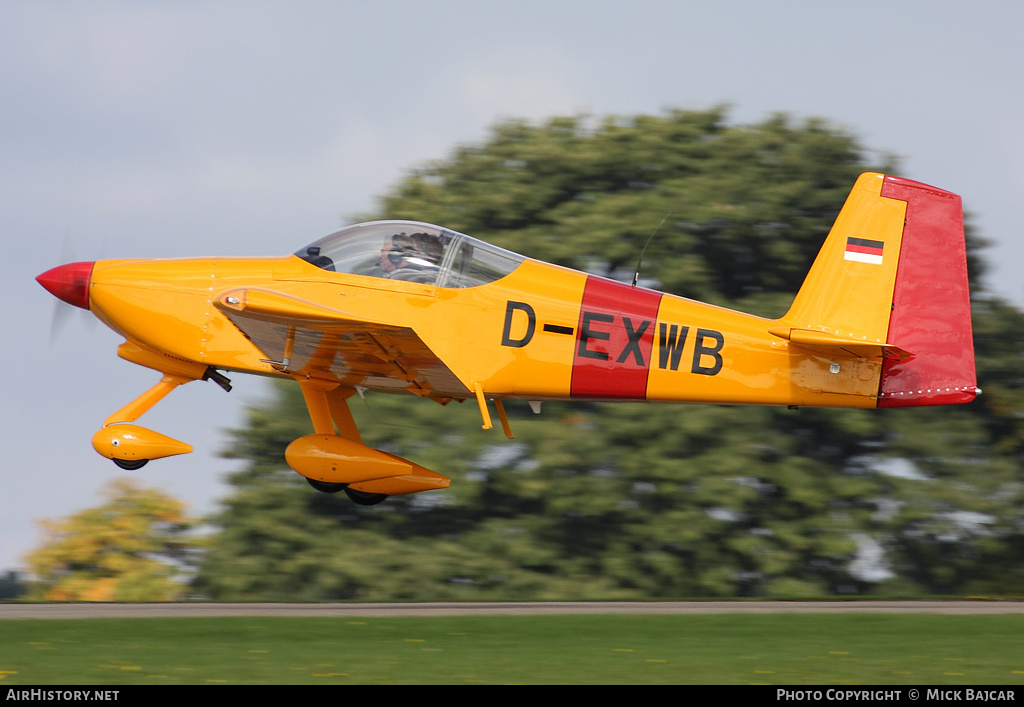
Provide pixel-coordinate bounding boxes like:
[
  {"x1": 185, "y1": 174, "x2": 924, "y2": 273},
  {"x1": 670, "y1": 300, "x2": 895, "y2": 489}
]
[
  {"x1": 290, "y1": 380, "x2": 449, "y2": 504},
  {"x1": 295, "y1": 380, "x2": 386, "y2": 505},
  {"x1": 296, "y1": 379, "x2": 357, "y2": 498}
]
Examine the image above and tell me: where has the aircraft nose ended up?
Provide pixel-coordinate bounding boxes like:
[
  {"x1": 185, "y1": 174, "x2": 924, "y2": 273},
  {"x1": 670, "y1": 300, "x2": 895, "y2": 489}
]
[{"x1": 36, "y1": 261, "x2": 95, "y2": 310}]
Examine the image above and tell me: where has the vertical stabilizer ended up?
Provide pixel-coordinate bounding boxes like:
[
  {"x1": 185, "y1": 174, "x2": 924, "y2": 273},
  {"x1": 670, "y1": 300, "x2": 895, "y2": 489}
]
[
  {"x1": 781, "y1": 173, "x2": 977, "y2": 407},
  {"x1": 783, "y1": 172, "x2": 908, "y2": 345}
]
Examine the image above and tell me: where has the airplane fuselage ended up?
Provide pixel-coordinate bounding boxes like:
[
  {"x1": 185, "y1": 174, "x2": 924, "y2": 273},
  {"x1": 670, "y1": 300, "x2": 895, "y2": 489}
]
[{"x1": 87, "y1": 253, "x2": 881, "y2": 409}]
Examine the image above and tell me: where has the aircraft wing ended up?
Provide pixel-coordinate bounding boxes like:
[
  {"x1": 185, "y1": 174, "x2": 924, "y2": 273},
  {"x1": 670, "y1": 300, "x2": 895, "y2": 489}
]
[{"x1": 214, "y1": 287, "x2": 470, "y2": 401}]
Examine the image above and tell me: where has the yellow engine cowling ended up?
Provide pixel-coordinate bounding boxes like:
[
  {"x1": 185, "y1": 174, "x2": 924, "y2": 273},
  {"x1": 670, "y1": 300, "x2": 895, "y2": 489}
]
[
  {"x1": 285, "y1": 434, "x2": 450, "y2": 497},
  {"x1": 92, "y1": 424, "x2": 192, "y2": 462}
]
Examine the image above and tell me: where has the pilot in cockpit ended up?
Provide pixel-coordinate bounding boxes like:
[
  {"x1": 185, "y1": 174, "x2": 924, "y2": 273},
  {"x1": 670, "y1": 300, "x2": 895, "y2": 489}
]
[{"x1": 378, "y1": 232, "x2": 443, "y2": 284}]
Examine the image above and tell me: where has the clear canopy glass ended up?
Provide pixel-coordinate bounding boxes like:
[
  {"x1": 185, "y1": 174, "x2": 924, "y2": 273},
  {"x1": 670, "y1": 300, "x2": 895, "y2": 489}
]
[{"x1": 295, "y1": 221, "x2": 524, "y2": 288}]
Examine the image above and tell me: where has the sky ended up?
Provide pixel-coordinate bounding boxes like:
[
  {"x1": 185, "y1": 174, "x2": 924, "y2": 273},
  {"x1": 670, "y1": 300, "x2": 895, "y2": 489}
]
[{"x1": 2, "y1": 1, "x2": 1022, "y2": 573}]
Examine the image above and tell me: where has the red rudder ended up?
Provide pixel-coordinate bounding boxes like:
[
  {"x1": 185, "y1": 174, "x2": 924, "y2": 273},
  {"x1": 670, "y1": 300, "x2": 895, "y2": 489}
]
[{"x1": 877, "y1": 176, "x2": 977, "y2": 407}]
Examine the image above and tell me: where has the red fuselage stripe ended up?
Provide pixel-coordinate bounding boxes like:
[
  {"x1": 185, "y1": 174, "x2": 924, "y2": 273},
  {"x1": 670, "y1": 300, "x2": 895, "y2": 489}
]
[{"x1": 570, "y1": 276, "x2": 662, "y2": 399}]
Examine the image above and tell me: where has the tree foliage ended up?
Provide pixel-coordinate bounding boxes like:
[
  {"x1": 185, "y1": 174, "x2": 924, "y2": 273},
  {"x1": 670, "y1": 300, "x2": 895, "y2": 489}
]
[
  {"x1": 196, "y1": 109, "x2": 1024, "y2": 599},
  {"x1": 0, "y1": 571, "x2": 26, "y2": 600},
  {"x1": 25, "y1": 479, "x2": 198, "y2": 601}
]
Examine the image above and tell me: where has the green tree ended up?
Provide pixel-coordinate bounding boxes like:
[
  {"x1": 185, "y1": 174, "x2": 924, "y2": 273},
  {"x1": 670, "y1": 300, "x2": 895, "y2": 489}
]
[
  {"x1": 196, "y1": 109, "x2": 1024, "y2": 599},
  {"x1": 25, "y1": 479, "x2": 198, "y2": 601},
  {"x1": 0, "y1": 571, "x2": 26, "y2": 600}
]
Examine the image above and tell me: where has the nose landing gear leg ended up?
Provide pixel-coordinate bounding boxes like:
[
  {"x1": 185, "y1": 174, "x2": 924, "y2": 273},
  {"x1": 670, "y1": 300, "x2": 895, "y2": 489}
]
[{"x1": 92, "y1": 374, "x2": 197, "y2": 468}]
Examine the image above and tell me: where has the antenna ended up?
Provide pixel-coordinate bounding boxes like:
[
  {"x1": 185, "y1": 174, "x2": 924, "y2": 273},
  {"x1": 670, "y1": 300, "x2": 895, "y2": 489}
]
[{"x1": 632, "y1": 213, "x2": 670, "y2": 287}]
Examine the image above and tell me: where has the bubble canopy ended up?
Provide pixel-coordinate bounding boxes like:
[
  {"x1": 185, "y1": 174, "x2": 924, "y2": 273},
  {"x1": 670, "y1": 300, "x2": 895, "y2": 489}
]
[{"x1": 295, "y1": 220, "x2": 524, "y2": 288}]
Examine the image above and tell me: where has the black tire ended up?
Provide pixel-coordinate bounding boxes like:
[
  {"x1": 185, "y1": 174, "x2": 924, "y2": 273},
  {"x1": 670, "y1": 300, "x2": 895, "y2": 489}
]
[
  {"x1": 306, "y1": 478, "x2": 345, "y2": 494},
  {"x1": 112, "y1": 458, "x2": 148, "y2": 470},
  {"x1": 344, "y1": 488, "x2": 388, "y2": 506}
]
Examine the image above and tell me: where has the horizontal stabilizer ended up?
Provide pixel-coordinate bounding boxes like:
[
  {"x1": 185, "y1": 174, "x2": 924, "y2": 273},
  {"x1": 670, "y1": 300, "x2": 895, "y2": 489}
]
[{"x1": 769, "y1": 327, "x2": 912, "y2": 360}]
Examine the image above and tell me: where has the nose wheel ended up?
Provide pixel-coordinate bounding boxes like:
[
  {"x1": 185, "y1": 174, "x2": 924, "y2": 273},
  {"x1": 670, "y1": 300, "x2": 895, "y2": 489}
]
[{"x1": 112, "y1": 458, "x2": 149, "y2": 471}]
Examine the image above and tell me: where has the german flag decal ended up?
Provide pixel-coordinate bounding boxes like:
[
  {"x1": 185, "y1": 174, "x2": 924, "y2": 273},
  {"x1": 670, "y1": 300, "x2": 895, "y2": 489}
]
[{"x1": 844, "y1": 237, "x2": 884, "y2": 265}]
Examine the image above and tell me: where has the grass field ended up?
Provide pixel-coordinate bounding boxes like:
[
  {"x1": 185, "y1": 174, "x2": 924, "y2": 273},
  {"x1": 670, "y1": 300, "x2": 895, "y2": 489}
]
[{"x1": 1, "y1": 614, "x2": 1023, "y2": 684}]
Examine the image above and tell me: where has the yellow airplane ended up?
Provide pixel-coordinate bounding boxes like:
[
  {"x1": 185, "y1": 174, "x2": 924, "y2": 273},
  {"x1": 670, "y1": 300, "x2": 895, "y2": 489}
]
[{"x1": 37, "y1": 173, "x2": 977, "y2": 505}]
